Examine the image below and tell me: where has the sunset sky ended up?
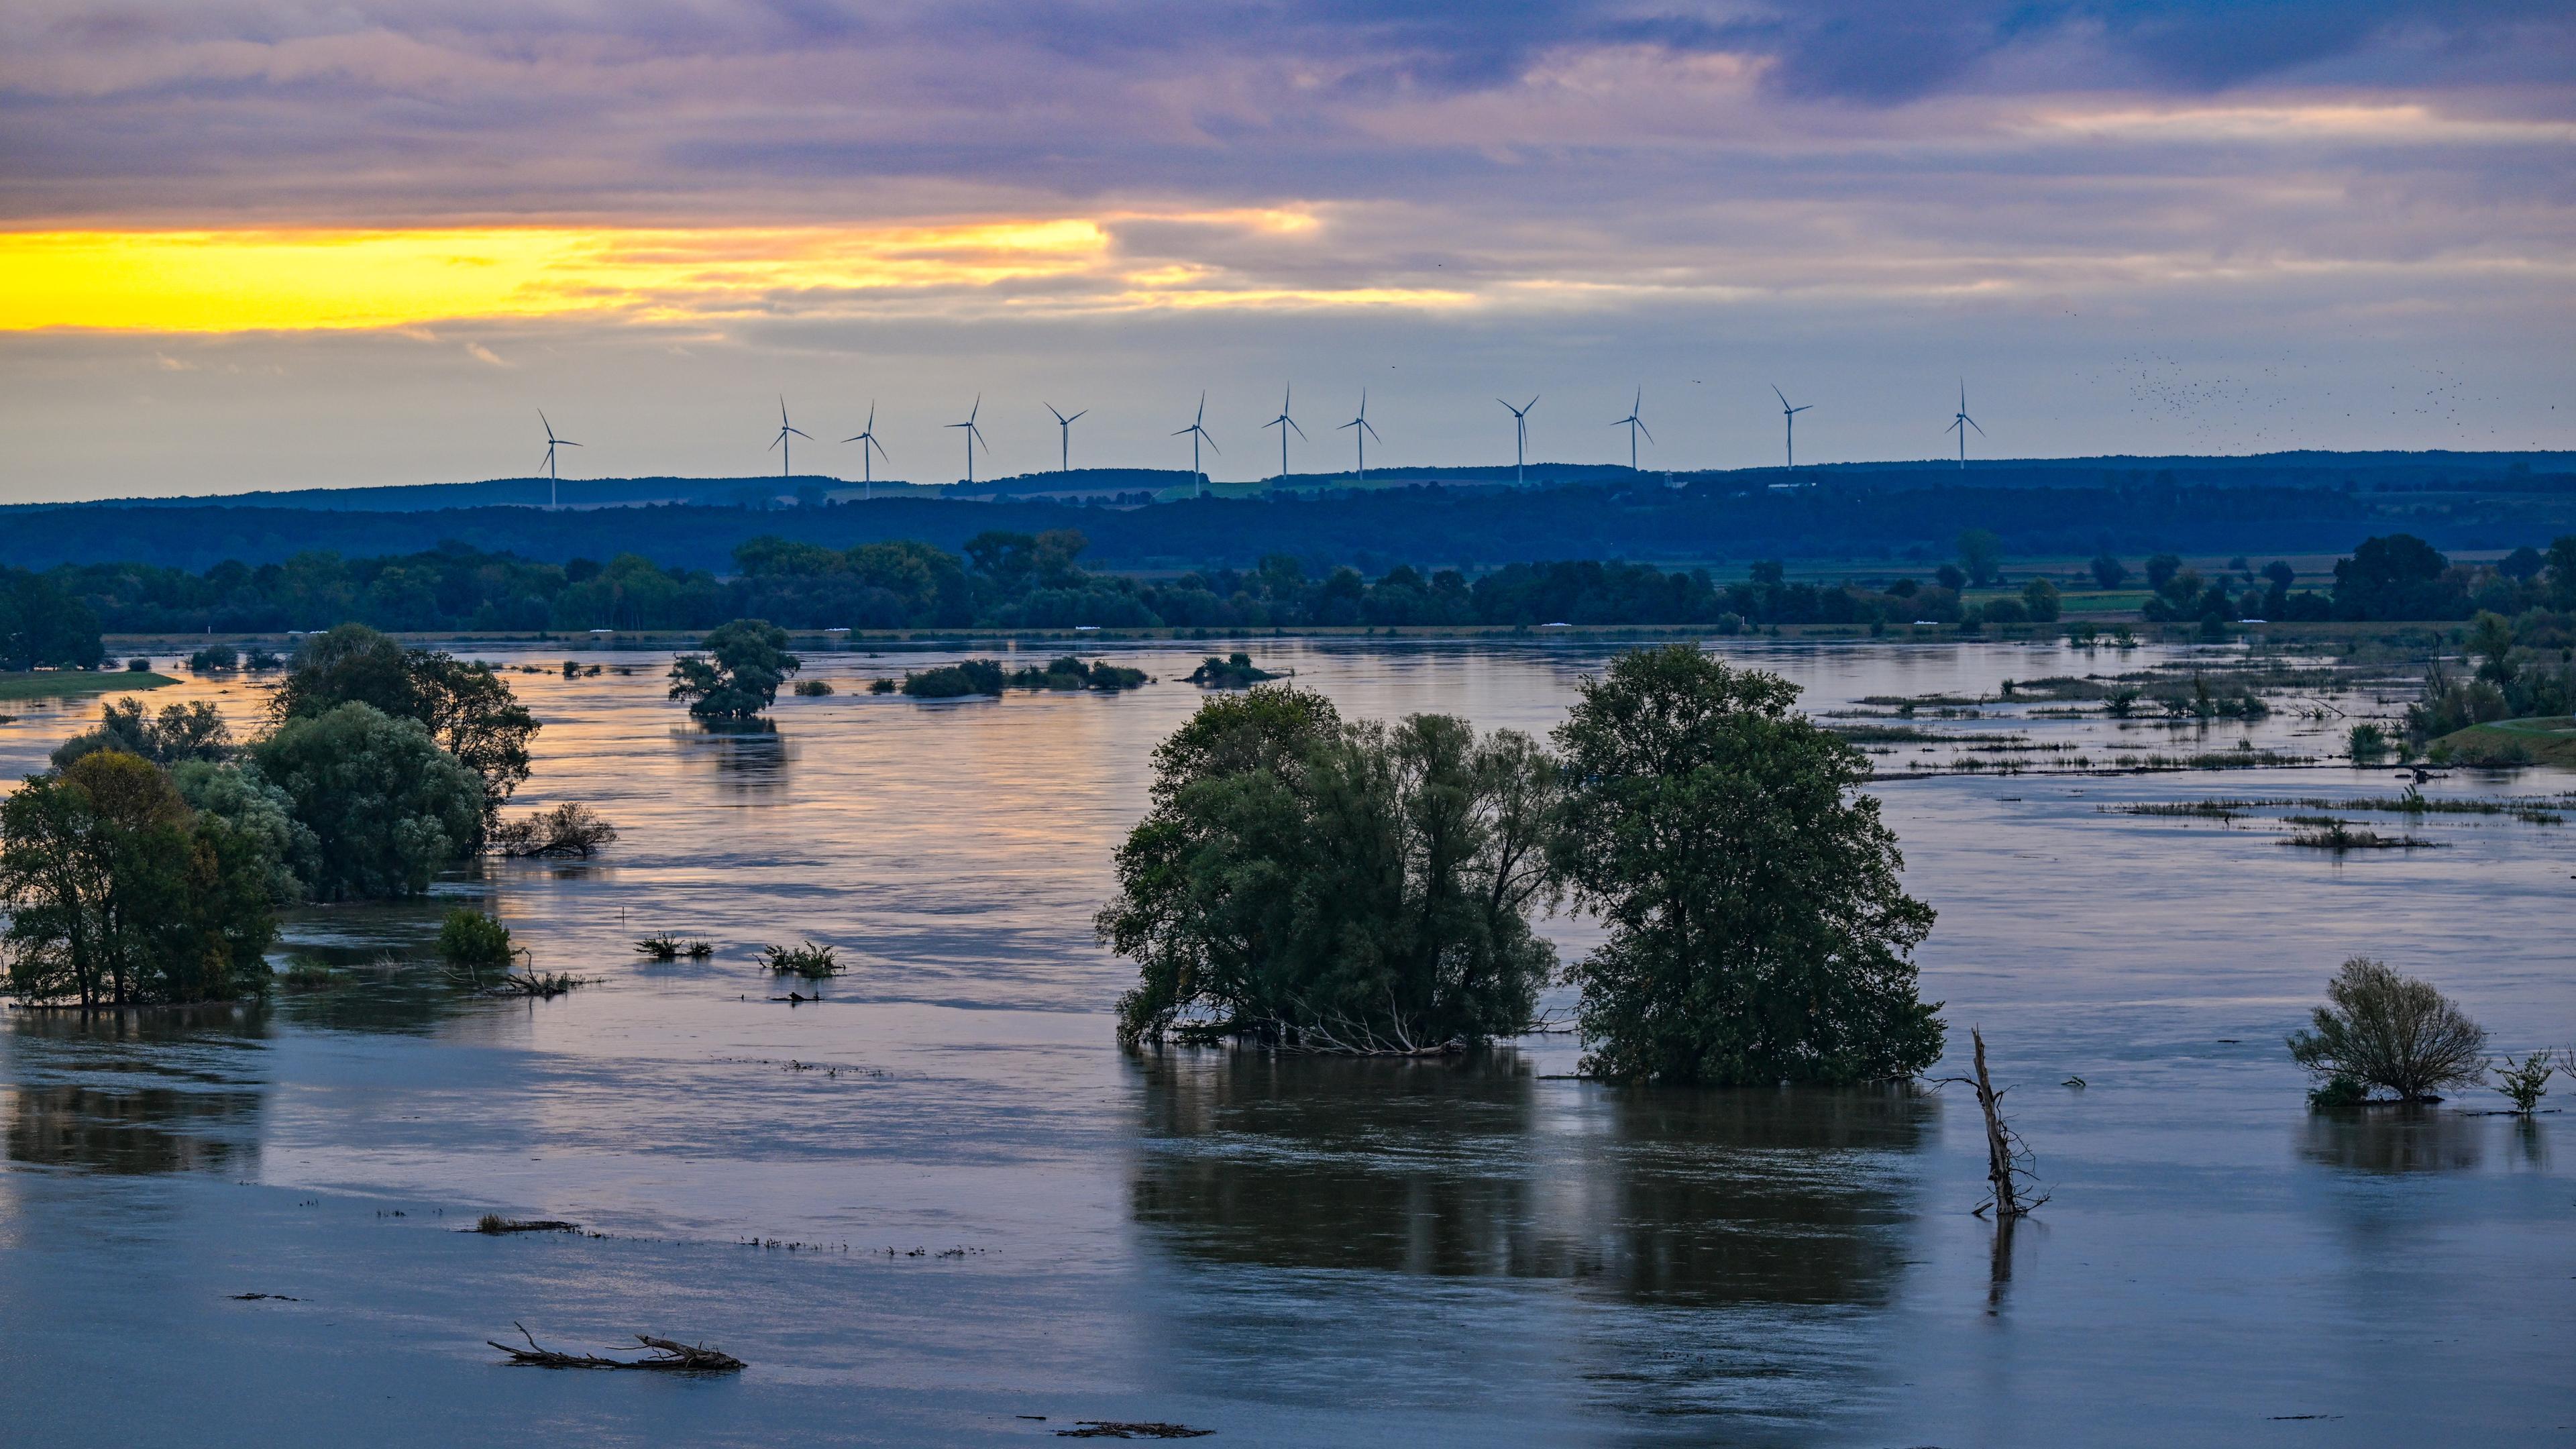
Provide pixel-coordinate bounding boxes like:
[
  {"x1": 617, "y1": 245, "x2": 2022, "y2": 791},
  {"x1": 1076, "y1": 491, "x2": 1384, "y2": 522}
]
[{"x1": 3, "y1": 1, "x2": 2571, "y2": 499}]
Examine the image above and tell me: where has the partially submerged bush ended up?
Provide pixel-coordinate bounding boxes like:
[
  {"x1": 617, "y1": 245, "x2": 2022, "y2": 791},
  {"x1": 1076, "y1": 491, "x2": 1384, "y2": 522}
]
[
  {"x1": 635, "y1": 933, "x2": 713, "y2": 961},
  {"x1": 792, "y1": 679, "x2": 835, "y2": 696},
  {"x1": 488, "y1": 801, "x2": 619, "y2": 859},
  {"x1": 1183, "y1": 652, "x2": 1279, "y2": 688},
  {"x1": 2287, "y1": 957, "x2": 2487, "y2": 1103},
  {"x1": 190, "y1": 643, "x2": 240, "y2": 672},
  {"x1": 438, "y1": 908, "x2": 517, "y2": 973},
  {"x1": 2347, "y1": 722, "x2": 2392, "y2": 763},
  {"x1": 51, "y1": 698, "x2": 230, "y2": 769},
  {"x1": 2491, "y1": 1051, "x2": 2553, "y2": 1115},
  {"x1": 1010, "y1": 656, "x2": 1146, "y2": 692},
  {"x1": 900, "y1": 659, "x2": 1006, "y2": 698},
  {"x1": 251, "y1": 702, "x2": 485, "y2": 898},
  {"x1": 867, "y1": 678, "x2": 896, "y2": 694},
  {"x1": 761, "y1": 941, "x2": 840, "y2": 978}
]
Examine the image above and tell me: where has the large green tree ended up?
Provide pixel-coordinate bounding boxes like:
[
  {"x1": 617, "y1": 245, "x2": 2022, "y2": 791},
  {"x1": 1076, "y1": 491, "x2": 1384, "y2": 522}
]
[
  {"x1": 270, "y1": 623, "x2": 539, "y2": 824},
  {"x1": 249, "y1": 702, "x2": 485, "y2": 899},
  {"x1": 1100, "y1": 688, "x2": 1561, "y2": 1051},
  {"x1": 667, "y1": 619, "x2": 801, "y2": 719},
  {"x1": 1, "y1": 751, "x2": 276, "y2": 1006},
  {"x1": 1550, "y1": 645, "x2": 1941, "y2": 1085}
]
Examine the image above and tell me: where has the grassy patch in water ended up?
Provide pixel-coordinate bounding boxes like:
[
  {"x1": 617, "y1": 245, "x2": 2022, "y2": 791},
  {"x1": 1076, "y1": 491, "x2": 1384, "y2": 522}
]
[{"x1": 0, "y1": 670, "x2": 180, "y2": 701}]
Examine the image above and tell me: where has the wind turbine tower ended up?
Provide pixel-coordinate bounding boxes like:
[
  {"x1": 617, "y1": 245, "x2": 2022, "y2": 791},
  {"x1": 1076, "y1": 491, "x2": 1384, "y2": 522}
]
[
  {"x1": 1946, "y1": 380, "x2": 1984, "y2": 468},
  {"x1": 1337, "y1": 390, "x2": 1381, "y2": 481},
  {"x1": 538, "y1": 410, "x2": 580, "y2": 509},
  {"x1": 841, "y1": 402, "x2": 889, "y2": 500},
  {"x1": 1044, "y1": 402, "x2": 1087, "y2": 473},
  {"x1": 1262, "y1": 384, "x2": 1305, "y2": 484},
  {"x1": 769, "y1": 397, "x2": 810, "y2": 480},
  {"x1": 1610, "y1": 388, "x2": 1652, "y2": 470},
  {"x1": 947, "y1": 394, "x2": 990, "y2": 485},
  {"x1": 1171, "y1": 392, "x2": 1219, "y2": 496},
  {"x1": 1496, "y1": 396, "x2": 1538, "y2": 485},
  {"x1": 1771, "y1": 385, "x2": 1813, "y2": 470}
]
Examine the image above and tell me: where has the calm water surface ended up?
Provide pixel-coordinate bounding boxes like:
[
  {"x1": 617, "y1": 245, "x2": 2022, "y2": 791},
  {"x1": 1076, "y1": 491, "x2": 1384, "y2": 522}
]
[{"x1": 1, "y1": 639, "x2": 2569, "y2": 1446}]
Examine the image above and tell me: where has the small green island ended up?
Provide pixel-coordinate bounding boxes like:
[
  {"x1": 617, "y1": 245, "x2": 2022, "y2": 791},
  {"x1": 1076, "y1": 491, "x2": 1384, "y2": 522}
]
[
  {"x1": 1183, "y1": 652, "x2": 1280, "y2": 688},
  {"x1": 0, "y1": 669, "x2": 179, "y2": 702},
  {"x1": 895, "y1": 655, "x2": 1148, "y2": 698}
]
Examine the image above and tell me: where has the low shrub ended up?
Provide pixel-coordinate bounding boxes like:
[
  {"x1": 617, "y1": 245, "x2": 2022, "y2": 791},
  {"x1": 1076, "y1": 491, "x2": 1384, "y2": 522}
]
[
  {"x1": 792, "y1": 679, "x2": 835, "y2": 696},
  {"x1": 488, "y1": 802, "x2": 619, "y2": 859},
  {"x1": 438, "y1": 908, "x2": 517, "y2": 973},
  {"x1": 189, "y1": 644, "x2": 239, "y2": 672},
  {"x1": 2287, "y1": 957, "x2": 2487, "y2": 1102},
  {"x1": 760, "y1": 941, "x2": 840, "y2": 978},
  {"x1": 900, "y1": 660, "x2": 1006, "y2": 698}
]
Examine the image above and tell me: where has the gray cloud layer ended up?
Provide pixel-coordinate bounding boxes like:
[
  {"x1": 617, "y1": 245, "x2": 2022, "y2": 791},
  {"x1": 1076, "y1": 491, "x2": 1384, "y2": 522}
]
[{"x1": 1, "y1": 1, "x2": 2571, "y2": 498}]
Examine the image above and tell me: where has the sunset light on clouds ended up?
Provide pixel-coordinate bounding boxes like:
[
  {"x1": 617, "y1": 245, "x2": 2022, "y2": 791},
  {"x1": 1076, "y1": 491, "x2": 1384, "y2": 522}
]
[{"x1": 2, "y1": 0, "x2": 2570, "y2": 494}]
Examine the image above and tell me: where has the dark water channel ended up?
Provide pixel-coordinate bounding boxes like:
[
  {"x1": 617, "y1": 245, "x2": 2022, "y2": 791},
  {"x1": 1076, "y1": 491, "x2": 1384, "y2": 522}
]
[{"x1": 1, "y1": 639, "x2": 2569, "y2": 1446}]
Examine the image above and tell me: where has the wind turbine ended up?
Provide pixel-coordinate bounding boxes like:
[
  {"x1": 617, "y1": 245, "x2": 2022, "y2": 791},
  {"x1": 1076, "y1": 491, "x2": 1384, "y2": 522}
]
[
  {"x1": 1945, "y1": 380, "x2": 1984, "y2": 468},
  {"x1": 1172, "y1": 392, "x2": 1219, "y2": 495},
  {"x1": 1496, "y1": 395, "x2": 1538, "y2": 484},
  {"x1": 947, "y1": 394, "x2": 989, "y2": 484},
  {"x1": 1262, "y1": 384, "x2": 1305, "y2": 484},
  {"x1": 769, "y1": 397, "x2": 811, "y2": 480},
  {"x1": 1336, "y1": 390, "x2": 1381, "y2": 480},
  {"x1": 1771, "y1": 385, "x2": 1813, "y2": 469},
  {"x1": 841, "y1": 401, "x2": 890, "y2": 499},
  {"x1": 537, "y1": 410, "x2": 580, "y2": 509},
  {"x1": 1609, "y1": 388, "x2": 1651, "y2": 471},
  {"x1": 1044, "y1": 402, "x2": 1087, "y2": 473}
]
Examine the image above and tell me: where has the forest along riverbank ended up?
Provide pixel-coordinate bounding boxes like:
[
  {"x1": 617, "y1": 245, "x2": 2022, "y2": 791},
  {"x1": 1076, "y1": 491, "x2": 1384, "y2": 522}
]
[{"x1": 1, "y1": 637, "x2": 2570, "y2": 1447}]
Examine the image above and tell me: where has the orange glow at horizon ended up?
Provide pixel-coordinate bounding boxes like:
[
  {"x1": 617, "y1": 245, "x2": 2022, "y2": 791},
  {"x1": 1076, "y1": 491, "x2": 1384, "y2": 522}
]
[{"x1": 0, "y1": 213, "x2": 1468, "y2": 332}]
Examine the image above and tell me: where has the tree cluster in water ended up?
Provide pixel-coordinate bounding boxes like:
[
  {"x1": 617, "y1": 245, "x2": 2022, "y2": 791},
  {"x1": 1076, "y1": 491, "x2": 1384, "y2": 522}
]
[
  {"x1": 1098, "y1": 646, "x2": 1945, "y2": 1085},
  {"x1": 0, "y1": 625, "x2": 566, "y2": 1007}
]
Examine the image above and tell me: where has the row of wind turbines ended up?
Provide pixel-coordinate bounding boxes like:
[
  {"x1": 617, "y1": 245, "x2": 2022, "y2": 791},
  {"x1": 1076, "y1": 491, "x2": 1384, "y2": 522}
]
[{"x1": 535, "y1": 382, "x2": 1990, "y2": 501}]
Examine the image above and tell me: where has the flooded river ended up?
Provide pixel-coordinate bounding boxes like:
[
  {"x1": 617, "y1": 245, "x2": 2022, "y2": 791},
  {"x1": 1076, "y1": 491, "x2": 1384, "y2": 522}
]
[{"x1": 1, "y1": 639, "x2": 2569, "y2": 1446}]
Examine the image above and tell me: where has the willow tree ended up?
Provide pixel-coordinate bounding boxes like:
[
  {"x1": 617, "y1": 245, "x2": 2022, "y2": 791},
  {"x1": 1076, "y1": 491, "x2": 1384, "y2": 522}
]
[
  {"x1": 1099, "y1": 688, "x2": 1560, "y2": 1051},
  {"x1": 1551, "y1": 645, "x2": 1941, "y2": 1085}
]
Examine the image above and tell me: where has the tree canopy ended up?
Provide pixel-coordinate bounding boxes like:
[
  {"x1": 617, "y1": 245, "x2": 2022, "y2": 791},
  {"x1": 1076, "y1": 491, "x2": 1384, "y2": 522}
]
[
  {"x1": 1100, "y1": 688, "x2": 1561, "y2": 1051},
  {"x1": 270, "y1": 623, "x2": 539, "y2": 822},
  {"x1": 248, "y1": 702, "x2": 486, "y2": 899},
  {"x1": 1549, "y1": 645, "x2": 1941, "y2": 1085},
  {"x1": 668, "y1": 618, "x2": 801, "y2": 718},
  {"x1": 1, "y1": 750, "x2": 276, "y2": 1006}
]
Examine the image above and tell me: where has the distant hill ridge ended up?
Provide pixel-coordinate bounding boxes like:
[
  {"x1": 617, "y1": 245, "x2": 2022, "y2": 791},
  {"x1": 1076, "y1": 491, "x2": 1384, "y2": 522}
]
[{"x1": 15, "y1": 449, "x2": 2572, "y2": 515}]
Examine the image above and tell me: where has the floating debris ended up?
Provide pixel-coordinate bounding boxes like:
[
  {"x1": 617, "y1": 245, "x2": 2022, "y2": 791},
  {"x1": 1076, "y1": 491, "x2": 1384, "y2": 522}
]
[{"x1": 489, "y1": 1323, "x2": 744, "y2": 1373}]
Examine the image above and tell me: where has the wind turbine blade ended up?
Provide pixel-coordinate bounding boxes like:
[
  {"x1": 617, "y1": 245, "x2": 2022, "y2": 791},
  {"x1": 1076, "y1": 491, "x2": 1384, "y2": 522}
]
[
  {"x1": 1172, "y1": 426, "x2": 1193, "y2": 437},
  {"x1": 843, "y1": 435, "x2": 868, "y2": 443},
  {"x1": 1967, "y1": 417, "x2": 1986, "y2": 436},
  {"x1": 1790, "y1": 405, "x2": 1813, "y2": 416},
  {"x1": 1363, "y1": 420, "x2": 1381, "y2": 441},
  {"x1": 1203, "y1": 433, "x2": 1219, "y2": 454},
  {"x1": 788, "y1": 426, "x2": 812, "y2": 439},
  {"x1": 1065, "y1": 410, "x2": 1085, "y2": 423},
  {"x1": 1638, "y1": 421, "x2": 1654, "y2": 445},
  {"x1": 1495, "y1": 398, "x2": 1513, "y2": 413},
  {"x1": 1945, "y1": 419, "x2": 1962, "y2": 435},
  {"x1": 770, "y1": 435, "x2": 784, "y2": 450},
  {"x1": 539, "y1": 408, "x2": 554, "y2": 435},
  {"x1": 560, "y1": 439, "x2": 581, "y2": 447},
  {"x1": 1772, "y1": 384, "x2": 1789, "y2": 410}
]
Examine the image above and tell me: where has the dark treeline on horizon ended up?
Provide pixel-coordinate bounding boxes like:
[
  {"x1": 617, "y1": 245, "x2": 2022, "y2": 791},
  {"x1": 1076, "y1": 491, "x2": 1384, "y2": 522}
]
[
  {"x1": 10, "y1": 529, "x2": 2569, "y2": 656},
  {"x1": 7, "y1": 457, "x2": 2576, "y2": 576}
]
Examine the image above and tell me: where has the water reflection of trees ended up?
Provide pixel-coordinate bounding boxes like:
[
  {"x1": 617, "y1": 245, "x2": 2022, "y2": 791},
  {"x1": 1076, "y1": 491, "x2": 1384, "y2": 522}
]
[
  {"x1": 1129, "y1": 1052, "x2": 1931, "y2": 1307},
  {"x1": 2299, "y1": 1107, "x2": 2485, "y2": 1174},
  {"x1": 674, "y1": 720, "x2": 792, "y2": 794},
  {"x1": 3, "y1": 1008, "x2": 270, "y2": 1175}
]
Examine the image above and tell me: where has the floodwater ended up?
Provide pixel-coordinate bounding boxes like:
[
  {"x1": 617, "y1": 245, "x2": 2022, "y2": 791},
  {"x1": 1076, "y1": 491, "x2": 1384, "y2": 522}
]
[{"x1": 1, "y1": 639, "x2": 2569, "y2": 1447}]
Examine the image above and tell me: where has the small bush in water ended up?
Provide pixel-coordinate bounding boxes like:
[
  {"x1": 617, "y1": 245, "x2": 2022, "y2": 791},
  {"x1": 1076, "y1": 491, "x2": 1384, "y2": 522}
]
[
  {"x1": 439, "y1": 908, "x2": 516, "y2": 971},
  {"x1": 761, "y1": 941, "x2": 840, "y2": 978},
  {"x1": 2287, "y1": 957, "x2": 2487, "y2": 1103}
]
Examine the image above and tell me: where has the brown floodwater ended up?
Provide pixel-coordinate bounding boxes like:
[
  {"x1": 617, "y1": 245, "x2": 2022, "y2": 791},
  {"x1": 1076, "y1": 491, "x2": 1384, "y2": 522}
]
[{"x1": 0, "y1": 638, "x2": 2569, "y2": 1446}]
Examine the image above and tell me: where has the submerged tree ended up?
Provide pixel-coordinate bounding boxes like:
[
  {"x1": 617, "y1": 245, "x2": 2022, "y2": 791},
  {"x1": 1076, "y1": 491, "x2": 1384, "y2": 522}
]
[
  {"x1": 0, "y1": 750, "x2": 276, "y2": 1007},
  {"x1": 1100, "y1": 687, "x2": 1562, "y2": 1051},
  {"x1": 668, "y1": 619, "x2": 800, "y2": 719},
  {"x1": 1550, "y1": 645, "x2": 1942, "y2": 1085},
  {"x1": 51, "y1": 698, "x2": 231, "y2": 769},
  {"x1": 2288, "y1": 957, "x2": 2488, "y2": 1103},
  {"x1": 270, "y1": 623, "x2": 539, "y2": 824},
  {"x1": 250, "y1": 702, "x2": 486, "y2": 899}
]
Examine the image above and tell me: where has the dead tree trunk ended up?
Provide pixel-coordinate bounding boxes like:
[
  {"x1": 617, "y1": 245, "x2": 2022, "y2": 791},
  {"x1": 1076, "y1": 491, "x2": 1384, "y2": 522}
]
[{"x1": 1961, "y1": 1026, "x2": 2046, "y2": 1220}]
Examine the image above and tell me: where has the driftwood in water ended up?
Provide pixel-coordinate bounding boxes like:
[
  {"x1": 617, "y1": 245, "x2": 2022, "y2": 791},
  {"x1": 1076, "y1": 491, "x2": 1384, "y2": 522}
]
[
  {"x1": 1056, "y1": 1425, "x2": 1215, "y2": 1440},
  {"x1": 488, "y1": 1322, "x2": 744, "y2": 1373}
]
